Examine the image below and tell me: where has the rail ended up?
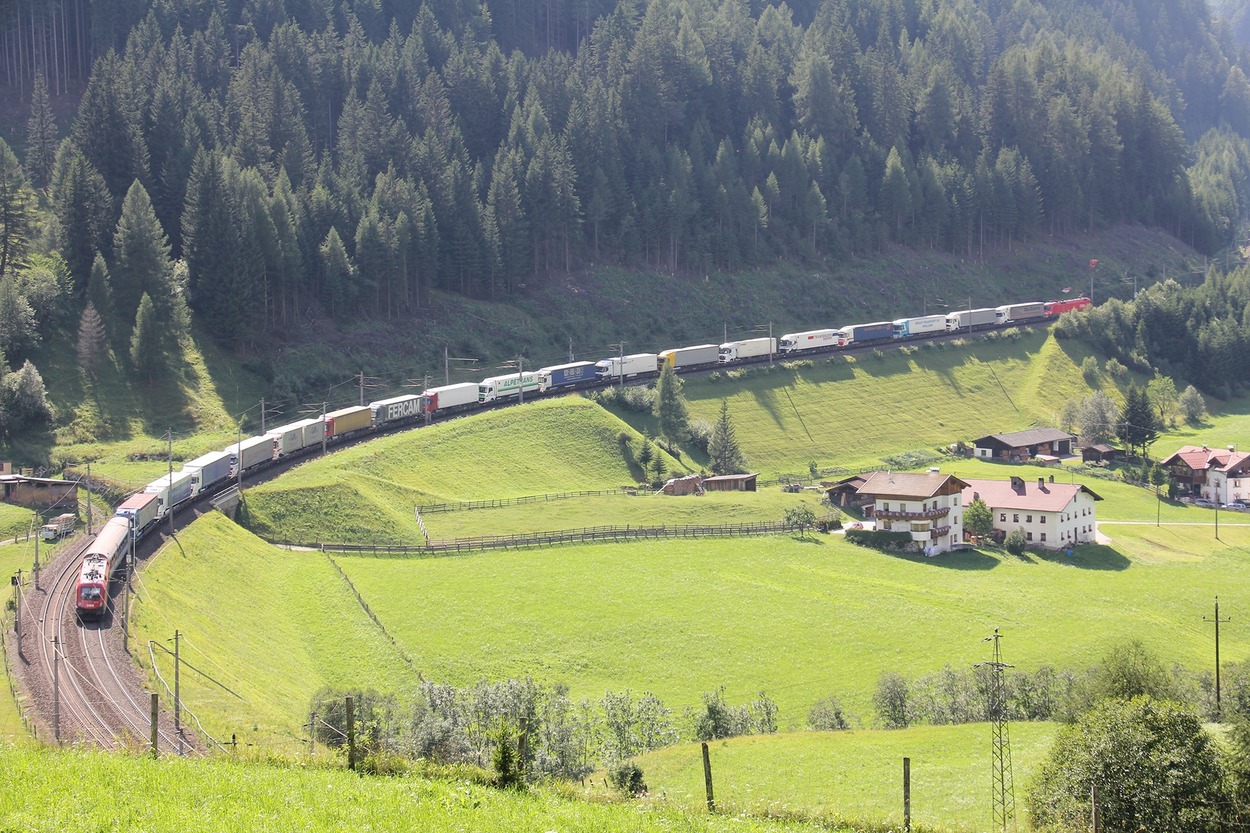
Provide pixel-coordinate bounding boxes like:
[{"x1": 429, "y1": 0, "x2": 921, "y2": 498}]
[{"x1": 274, "y1": 514, "x2": 842, "y2": 556}]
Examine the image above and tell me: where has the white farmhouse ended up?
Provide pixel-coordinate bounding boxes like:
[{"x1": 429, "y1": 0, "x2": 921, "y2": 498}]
[
  {"x1": 1159, "y1": 445, "x2": 1250, "y2": 504},
  {"x1": 961, "y1": 475, "x2": 1102, "y2": 549},
  {"x1": 856, "y1": 471, "x2": 969, "y2": 554}
]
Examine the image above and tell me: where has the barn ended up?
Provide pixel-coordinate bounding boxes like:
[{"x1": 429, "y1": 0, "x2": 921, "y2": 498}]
[
  {"x1": 972, "y1": 428, "x2": 1076, "y2": 462},
  {"x1": 702, "y1": 473, "x2": 758, "y2": 492}
]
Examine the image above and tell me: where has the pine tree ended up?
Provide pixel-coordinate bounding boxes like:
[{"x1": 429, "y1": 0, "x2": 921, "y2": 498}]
[
  {"x1": 112, "y1": 179, "x2": 172, "y2": 326},
  {"x1": 1118, "y1": 385, "x2": 1160, "y2": 460},
  {"x1": 0, "y1": 275, "x2": 39, "y2": 358},
  {"x1": 87, "y1": 253, "x2": 115, "y2": 341},
  {"x1": 25, "y1": 73, "x2": 57, "y2": 190},
  {"x1": 77, "y1": 302, "x2": 108, "y2": 373},
  {"x1": 0, "y1": 137, "x2": 34, "y2": 279},
  {"x1": 129, "y1": 292, "x2": 163, "y2": 383},
  {"x1": 653, "y1": 362, "x2": 690, "y2": 443},
  {"x1": 708, "y1": 399, "x2": 747, "y2": 475}
]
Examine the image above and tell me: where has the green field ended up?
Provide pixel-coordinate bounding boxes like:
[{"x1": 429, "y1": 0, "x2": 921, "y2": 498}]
[
  {"x1": 0, "y1": 744, "x2": 867, "y2": 833},
  {"x1": 243, "y1": 397, "x2": 689, "y2": 544},
  {"x1": 636, "y1": 723, "x2": 1059, "y2": 832},
  {"x1": 129, "y1": 512, "x2": 419, "y2": 752}
]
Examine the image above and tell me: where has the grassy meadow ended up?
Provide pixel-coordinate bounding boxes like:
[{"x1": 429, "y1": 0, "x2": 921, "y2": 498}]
[
  {"x1": 243, "y1": 397, "x2": 690, "y2": 544},
  {"x1": 0, "y1": 744, "x2": 872, "y2": 833},
  {"x1": 129, "y1": 512, "x2": 420, "y2": 752},
  {"x1": 634, "y1": 723, "x2": 1060, "y2": 831}
]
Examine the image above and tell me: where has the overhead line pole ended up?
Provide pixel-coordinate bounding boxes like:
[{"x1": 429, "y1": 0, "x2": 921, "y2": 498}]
[{"x1": 1205, "y1": 597, "x2": 1231, "y2": 718}]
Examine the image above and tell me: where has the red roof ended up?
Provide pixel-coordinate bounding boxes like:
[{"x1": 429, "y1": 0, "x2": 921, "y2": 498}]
[
  {"x1": 961, "y1": 478, "x2": 1102, "y2": 513},
  {"x1": 857, "y1": 471, "x2": 969, "y2": 499},
  {"x1": 1161, "y1": 446, "x2": 1250, "y2": 474}
]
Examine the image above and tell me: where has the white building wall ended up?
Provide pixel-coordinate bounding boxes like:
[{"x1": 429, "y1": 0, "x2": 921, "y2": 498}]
[{"x1": 989, "y1": 492, "x2": 1097, "y2": 549}]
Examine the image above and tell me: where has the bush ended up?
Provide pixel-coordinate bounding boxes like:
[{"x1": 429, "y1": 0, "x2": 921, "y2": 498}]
[
  {"x1": 1028, "y1": 697, "x2": 1226, "y2": 833},
  {"x1": 874, "y1": 672, "x2": 911, "y2": 728},
  {"x1": 844, "y1": 529, "x2": 912, "y2": 550},
  {"x1": 1104, "y1": 357, "x2": 1127, "y2": 378},
  {"x1": 1004, "y1": 527, "x2": 1028, "y2": 555},
  {"x1": 1081, "y1": 355, "x2": 1099, "y2": 384},
  {"x1": 687, "y1": 419, "x2": 712, "y2": 453},
  {"x1": 608, "y1": 761, "x2": 648, "y2": 796},
  {"x1": 808, "y1": 696, "x2": 852, "y2": 730}
]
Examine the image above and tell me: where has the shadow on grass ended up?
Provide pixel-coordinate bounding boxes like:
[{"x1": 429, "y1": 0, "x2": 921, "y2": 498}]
[
  {"x1": 867, "y1": 546, "x2": 999, "y2": 569},
  {"x1": 1031, "y1": 543, "x2": 1130, "y2": 571}
]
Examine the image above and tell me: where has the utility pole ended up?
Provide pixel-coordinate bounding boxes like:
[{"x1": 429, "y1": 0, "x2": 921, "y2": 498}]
[
  {"x1": 445, "y1": 345, "x2": 450, "y2": 386},
  {"x1": 53, "y1": 633, "x2": 60, "y2": 741},
  {"x1": 12, "y1": 571, "x2": 20, "y2": 651},
  {"x1": 151, "y1": 693, "x2": 159, "y2": 758},
  {"x1": 618, "y1": 341, "x2": 625, "y2": 388},
  {"x1": 321, "y1": 402, "x2": 327, "y2": 455},
  {"x1": 33, "y1": 528, "x2": 39, "y2": 590},
  {"x1": 1205, "y1": 597, "x2": 1231, "y2": 718},
  {"x1": 167, "y1": 427, "x2": 175, "y2": 534},
  {"x1": 174, "y1": 629, "x2": 182, "y2": 755},
  {"x1": 568, "y1": 336, "x2": 574, "y2": 363},
  {"x1": 85, "y1": 462, "x2": 92, "y2": 535},
  {"x1": 346, "y1": 695, "x2": 356, "y2": 770},
  {"x1": 358, "y1": 372, "x2": 365, "y2": 406},
  {"x1": 517, "y1": 356, "x2": 525, "y2": 406},
  {"x1": 977, "y1": 628, "x2": 1015, "y2": 832}
]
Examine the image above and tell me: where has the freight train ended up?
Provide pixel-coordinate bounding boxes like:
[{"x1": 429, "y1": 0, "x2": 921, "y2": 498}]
[{"x1": 72, "y1": 293, "x2": 1091, "y2": 617}]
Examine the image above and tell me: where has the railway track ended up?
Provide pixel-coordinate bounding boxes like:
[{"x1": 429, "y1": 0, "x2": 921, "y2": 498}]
[
  {"x1": 14, "y1": 533, "x2": 190, "y2": 753},
  {"x1": 7, "y1": 316, "x2": 1056, "y2": 749}
]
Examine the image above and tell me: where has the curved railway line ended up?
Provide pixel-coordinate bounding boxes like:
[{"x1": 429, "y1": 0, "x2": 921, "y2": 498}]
[{"x1": 7, "y1": 316, "x2": 1058, "y2": 750}]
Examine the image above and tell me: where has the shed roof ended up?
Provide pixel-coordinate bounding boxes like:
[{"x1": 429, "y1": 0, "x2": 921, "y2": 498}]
[
  {"x1": 702, "y1": 474, "x2": 758, "y2": 483},
  {"x1": 973, "y1": 428, "x2": 1075, "y2": 448}
]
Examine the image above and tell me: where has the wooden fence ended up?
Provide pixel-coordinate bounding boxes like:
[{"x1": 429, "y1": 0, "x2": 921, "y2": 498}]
[
  {"x1": 416, "y1": 488, "x2": 637, "y2": 513},
  {"x1": 273, "y1": 515, "x2": 839, "y2": 557}
]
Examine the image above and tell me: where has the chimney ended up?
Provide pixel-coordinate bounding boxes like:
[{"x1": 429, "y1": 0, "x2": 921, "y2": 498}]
[
  {"x1": 1038, "y1": 477, "x2": 1044, "y2": 488},
  {"x1": 1010, "y1": 476, "x2": 1024, "y2": 491},
  {"x1": 973, "y1": 491, "x2": 980, "y2": 501},
  {"x1": 1049, "y1": 474, "x2": 1055, "y2": 483}
]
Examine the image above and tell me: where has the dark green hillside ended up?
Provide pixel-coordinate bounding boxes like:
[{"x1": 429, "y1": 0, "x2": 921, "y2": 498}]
[{"x1": 1, "y1": 0, "x2": 1249, "y2": 455}]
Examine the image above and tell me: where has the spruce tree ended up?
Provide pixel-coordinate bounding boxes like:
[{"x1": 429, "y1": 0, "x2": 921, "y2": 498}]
[
  {"x1": 77, "y1": 302, "x2": 107, "y2": 372},
  {"x1": 0, "y1": 275, "x2": 38, "y2": 357},
  {"x1": 653, "y1": 362, "x2": 690, "y2": 444},
  {"x1": 129, "y1": 292, "x2": 163, "y2": 383},
  {"x1": 88, "y1": 253, "x2": 115, "y2": 341},
  {"x1": 1118, "y1": 385, "x2": 1160, "y2": 460},
  {"x1": 25, "y1": 73, "x2": 57, "y2": 190},
  {"x1": 112, "y1": 180, "x2": 172, "y2": 327},
  {"x1": 0, "y1": 137, "x2": 34, "y2": 279},
  {"x1": 708, "y1": 399, "x2": 747, "y2": 475}
]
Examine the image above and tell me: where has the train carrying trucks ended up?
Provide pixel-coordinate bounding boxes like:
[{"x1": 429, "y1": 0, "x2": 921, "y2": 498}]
[
  {"x1": 657, "y1": 344, "x2": 719, "y2": 370},
  {"x1": 537, "y1": 361, "x2": 598, "y2": 392},
  {"x1": 40, "y1": 513, "x2": 76, "y2": 540},
  {"x1": 76, "y1": 516, "x2": 131, "y2": 619},
  {"x1": 479, "y1": 372, "x2": 541, "y2": 402},
  {"x1": 325, "y1": 405, "x2": 372, "y2": 439},
  {"x1": 267, "y1": 421, "x2": 308, "y2": 457},
  {"x1": 945, "y1": 307, "x2": 999, "y2": 331},
  {"x1": 892, "y1": 315, "x2": 948, "y2": 339},
  {"x1": 183, "y1": 450, "x2": 232, "y2": 496},
  {"x1": 594, "y1": 353, "x2": 658, "y2": 381},
  {"x1": 995, "y1": 302, "x2": 1045, "y2": 324},
  {"x1": 115, "y1": 492, "x2": 159, "y2": 540},
  {"x1": 837, "y1": 322, "x2": 893, "y2": 347},
  {"x1": 718, "y1": 337, "x2": 776, "y2": 363},
  {"x1": 371, "y1": 394, "x2": 424, "y2": 426},
  {"x1": 778, "y1": 329, "x2": 838, "y2": 353},
  {"x1": 224, "y1": 435, "x2": 277, "y2": 476},
  {"x1": 423, "y1": 383, "x2": 480, "y2": 414},
  {"x1": 144, "y1": 470, "x2": 194, "y2": 519}
]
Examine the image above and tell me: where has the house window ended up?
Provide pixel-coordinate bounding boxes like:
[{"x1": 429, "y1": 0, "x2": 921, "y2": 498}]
[
  {"x1": 1000, "y1": 513, "x2": 1006, "y2": 522},
  {"x1": 1027, "y1": 532, "x2": 1033, "y2": 541},
  {"x1": 1040, "y1": 516, "x2": 1046, "y2": 524},
  {"x1": 881, "y1": 502, "x2": 889, "y2": 512},
  {"x1": 1026, "y1": 515, "x2": 1033, "y2": 523},
  {"x1": 1013, "y1": 513, "x2": 1019, "y2": 523},
  {"x1": 954, "y1": 516, "x2": 959, "y2": 525},
  {"x1": 899, "y1": 503, "x2": 907, "y2": 512},
  {"x1": 1041, "y1": 533, "x2": 1047, "y2": 542},
  {"x1": 954, "y1": 496, "x2": 960, "y2": 506}
]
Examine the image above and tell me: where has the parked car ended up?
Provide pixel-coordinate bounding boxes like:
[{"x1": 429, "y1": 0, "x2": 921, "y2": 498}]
[
  {"x1": 1224, "y1": 501, "x2": 1248, "y2": 510},
  {"x1": 1194, "y1": 498, "x2": 1216, "y2": 508}
]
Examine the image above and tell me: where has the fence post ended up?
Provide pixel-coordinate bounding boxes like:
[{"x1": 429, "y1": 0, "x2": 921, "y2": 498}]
[
  {"x1": 346, "y1": 695, "x2": 356, "y2": 771},
  {"x1": 702, "y1": 741, "x2": 715, "y2": 812},
  {"x1": 903, "y1": 757, "x2": 911, "y2": 833}
]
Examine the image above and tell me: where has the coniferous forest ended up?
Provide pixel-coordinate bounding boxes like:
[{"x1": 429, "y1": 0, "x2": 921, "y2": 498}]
[{"x1": 1, "y1": 0, "x2": 1250, "y2": 412}]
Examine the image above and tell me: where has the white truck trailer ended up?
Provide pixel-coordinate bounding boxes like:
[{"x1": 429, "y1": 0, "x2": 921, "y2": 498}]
[
  {"x1": 718, "y1": 337, "x2": 777, "y2": 363},
  {"x1": 594, "y1": 353, "x2": 658, "y2": 381}
]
